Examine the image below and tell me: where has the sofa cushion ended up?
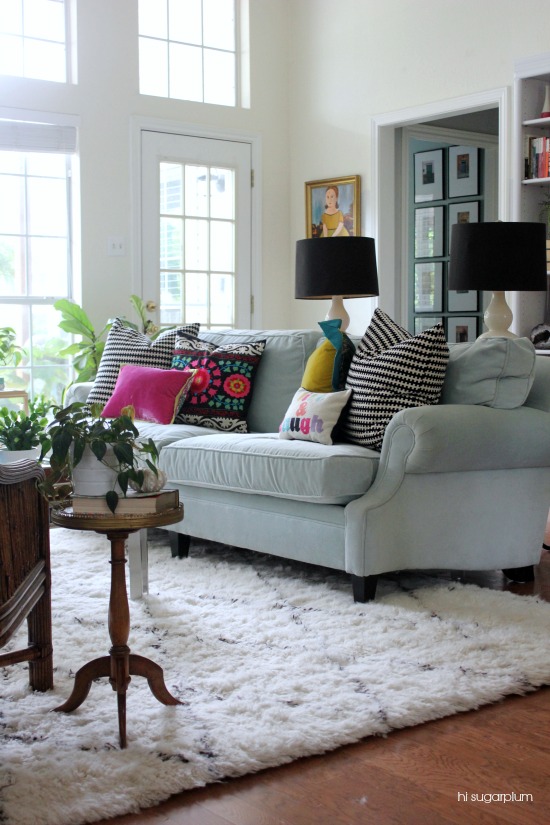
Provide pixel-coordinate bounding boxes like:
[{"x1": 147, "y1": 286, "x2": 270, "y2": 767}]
[
  {"x1": 171, "y1": 337, "x2": 266, "y2": 432},
  {"x1": 159, "y1": 433, "x2": 378, "y2": 505},
  {"x1": 440, "y1": 337, "x2": 536, "y2": 409},
  {"x1": 100, "y1": 365, "x2": 196, "y2": 424},
  {"x1": 136, "y1": 420, "x2": 217, "y2": 449},
  {"x1": 86, "y1": 319, "x2": 200, "y2": 408},
  {"x1": 342, "y1": 309, "x2": 449, "y2": 449},
  {"x1": 279, "y1": 387, "x2": 351, "y2": 445},
  {"x1": 301, "y1": 319, "x2": 356, "y2": 392}
]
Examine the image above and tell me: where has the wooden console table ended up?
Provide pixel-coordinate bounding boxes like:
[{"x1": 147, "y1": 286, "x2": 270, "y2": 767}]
[{"x1": 51, "y1": 505, "x2": 184, "y2": 748}]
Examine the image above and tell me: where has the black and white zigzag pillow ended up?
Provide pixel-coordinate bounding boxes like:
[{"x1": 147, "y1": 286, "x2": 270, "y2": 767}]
[
  {"x1": 86, "y1": 318, "x2": 200, "y2": 408},
  {"x1": 342, "y1": 309, "x2": 449, "y2": 450}
]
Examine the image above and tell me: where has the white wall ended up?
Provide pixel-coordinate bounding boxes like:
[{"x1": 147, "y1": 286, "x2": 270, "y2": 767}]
[
  {"x1": 288, "y1": 0, "x2": 550, "y2": 335},
  {"x1": 0, "y1": 0, "x2": 292, "y2": 331}
]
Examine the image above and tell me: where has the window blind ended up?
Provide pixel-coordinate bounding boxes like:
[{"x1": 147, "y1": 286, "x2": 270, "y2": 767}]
[{"x1": 0, "y1": 120, "x2": 78, "y2": 153}]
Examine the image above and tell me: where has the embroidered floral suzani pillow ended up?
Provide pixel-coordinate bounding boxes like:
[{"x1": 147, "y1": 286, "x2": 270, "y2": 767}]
[{"x1": 171, "y1": 336, "x2": 266, "y2": 432}]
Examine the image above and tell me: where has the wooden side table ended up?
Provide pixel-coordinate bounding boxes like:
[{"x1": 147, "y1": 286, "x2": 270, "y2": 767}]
[{"x1": 51, "y1": 505, "x2": 184, "y2": 748}]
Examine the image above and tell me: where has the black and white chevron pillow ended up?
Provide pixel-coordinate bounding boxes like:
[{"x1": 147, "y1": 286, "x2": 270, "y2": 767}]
[
  {"x1": 86, "y1": 318, "x2": 200, "y2": 409},
  {"x1": 342, "y1": 309, "x2": 449, "y2": 450}
]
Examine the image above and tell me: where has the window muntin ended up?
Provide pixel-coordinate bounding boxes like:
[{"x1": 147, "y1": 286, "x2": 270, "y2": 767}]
[
  {"x1": 0, "y1": 0, "x2": 72, "y2": 84},
  {"x1": 159, "y1": 161, "x2": 235, "y2": 328},
  {"x1": 139, "y1": 0, "x2": 237, "y2": 107}
]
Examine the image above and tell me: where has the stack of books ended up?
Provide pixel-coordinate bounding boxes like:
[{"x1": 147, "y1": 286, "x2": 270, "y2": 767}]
[
  {"x1": 524, "y1": 134, "x2": 550, "y2": 180},
  {"x1": 71, "y1": 488, "x2": 179, "y2": 516}
]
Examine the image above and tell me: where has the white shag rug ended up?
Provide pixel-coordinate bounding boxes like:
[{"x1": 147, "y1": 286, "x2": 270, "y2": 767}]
[{"x1": 1, "y1": 529, "x2": 550, "y2": 825}]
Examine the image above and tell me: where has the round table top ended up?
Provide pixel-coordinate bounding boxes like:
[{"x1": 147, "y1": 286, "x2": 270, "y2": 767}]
[{"x1": 51, "y1": 504, "x2": 184, "y2": 533}]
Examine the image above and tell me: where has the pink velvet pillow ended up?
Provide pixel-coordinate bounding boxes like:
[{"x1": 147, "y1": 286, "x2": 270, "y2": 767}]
[{"x1": 101, "y1": 365, "x2": 195, "y2": 424}]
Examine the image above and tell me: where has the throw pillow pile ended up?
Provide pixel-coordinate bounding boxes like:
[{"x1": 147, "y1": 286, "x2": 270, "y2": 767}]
[{"x1": 86, "y1": 319, "x2": 200, "y2": 409}]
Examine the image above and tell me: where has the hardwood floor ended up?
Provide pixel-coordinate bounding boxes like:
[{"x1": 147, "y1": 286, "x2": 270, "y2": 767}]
[{"x1": 99, "y1": 544, "x2": 550, "y2": 825}]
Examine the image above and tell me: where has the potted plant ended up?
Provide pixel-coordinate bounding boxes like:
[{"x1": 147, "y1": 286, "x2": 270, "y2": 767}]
[
  {"x1": 38, "y1": 401, "x2": 161, "y2": 513},
  {"x1": 0, "y1": 397, "x2": 51, "y2": 463}
]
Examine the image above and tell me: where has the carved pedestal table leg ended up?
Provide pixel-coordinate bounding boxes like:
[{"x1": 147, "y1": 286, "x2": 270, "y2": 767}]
[{"x1": 55, "y1": 527, "x2": 181, "y2": 748}]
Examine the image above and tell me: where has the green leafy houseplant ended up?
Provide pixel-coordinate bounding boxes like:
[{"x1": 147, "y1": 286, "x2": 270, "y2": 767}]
[
  {"x1": 54, "y1": 299, "x2": 110, "y2": 384},
  {"x1": 0, "y1": 326, "x2": 26, "y2": 368},
  {"x1": 39, "y1": 401, "x2": 160, "y2": 513},
  {"x1": 0, "y1": 397, "x2": 51, "y2": 451}
]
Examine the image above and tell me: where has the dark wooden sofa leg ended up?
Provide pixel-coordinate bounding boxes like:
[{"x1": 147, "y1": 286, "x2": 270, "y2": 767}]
[
  {"x1": 169, "y1": 531, "x2": 191, "y2": 559},
  {"x1": 502, "y1": 564, "x2": 535, "y2": 583},
  {"x1": 351, "y1": 574, "x2": 379, "y2": 603}
]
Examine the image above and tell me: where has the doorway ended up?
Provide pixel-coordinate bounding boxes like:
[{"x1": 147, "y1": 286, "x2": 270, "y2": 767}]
[{"x1": 371, "y1": 88, "x2": 508, "y2": 328}]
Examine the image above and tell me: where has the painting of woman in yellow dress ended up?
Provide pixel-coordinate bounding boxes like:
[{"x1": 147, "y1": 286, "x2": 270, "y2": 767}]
[
  {"x1": 305, "y1": 175, "x2": 360, "y2": 238},
  {"x1": 321, "y1": 185, "x2": 349, "y2": 237}
]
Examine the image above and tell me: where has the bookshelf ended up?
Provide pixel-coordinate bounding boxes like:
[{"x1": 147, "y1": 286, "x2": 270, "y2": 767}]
[{"x1": 513, "y1": 54, "x2": 550, "y2": 337}]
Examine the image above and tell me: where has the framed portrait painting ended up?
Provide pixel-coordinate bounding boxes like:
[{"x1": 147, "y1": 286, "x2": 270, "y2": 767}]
[{"x1": 305, "y1": 176, "x2": 361, "y2": 238}]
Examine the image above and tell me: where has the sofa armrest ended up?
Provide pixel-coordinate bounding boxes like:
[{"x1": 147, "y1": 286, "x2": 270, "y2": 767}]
[
  {"x1": 64, "y1": 382, "x2": 94, "y2": 406},
  {"x1": 382, "y1": 403, "x2": 550, "y2": 473}
]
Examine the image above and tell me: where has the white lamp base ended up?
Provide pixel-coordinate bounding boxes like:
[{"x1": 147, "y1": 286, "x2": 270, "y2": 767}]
[
  {"x1": 325, "y1": 296, "x2": 350, "y2": 331},
  {"x1": 478, "y1": 290, "x2": 518, "y2": 339}
]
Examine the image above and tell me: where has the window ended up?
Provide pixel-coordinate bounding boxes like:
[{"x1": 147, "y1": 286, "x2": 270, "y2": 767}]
[
  {"x1": 138, "y1": 0, "x2": 239, "y2": 107},
  {"x1": 0, "y1": 117, "x2": 78, "y2": 403},
  {"x1": 159, "y1": 161, "x2": 236, "y2": 326},
  {"x1": 0, "y1": 0, "x2": 74, "y2": 84}
]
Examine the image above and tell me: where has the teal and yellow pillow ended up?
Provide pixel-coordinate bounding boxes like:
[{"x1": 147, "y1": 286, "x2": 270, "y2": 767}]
[{"x1": 301, "y1": 319, "x2": 355, "y2": 393}]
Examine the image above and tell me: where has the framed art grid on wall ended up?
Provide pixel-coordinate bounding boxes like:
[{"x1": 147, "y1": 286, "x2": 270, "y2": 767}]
[{"x1": 409, "y1": 140, "x2": 485, "y2": 341}]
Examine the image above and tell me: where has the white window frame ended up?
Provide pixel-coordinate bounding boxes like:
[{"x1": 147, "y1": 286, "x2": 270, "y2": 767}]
[
  {"x1": 0, "y1": 0, "x2": 77, "y2": 85},
  {"x1": 131, "y1": 116, "x2": 262, "y2": 328},
  {"x1": 138, "y1": 0, "x2": 249, "y2": 108}
]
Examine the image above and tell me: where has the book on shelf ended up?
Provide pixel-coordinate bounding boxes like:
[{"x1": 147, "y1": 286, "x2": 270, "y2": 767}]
[
  {"x1": 524, "y1": 134, "x2": 550, "y2": 180},
  {"x1": 71, "y1": 488, "x2": 179, "y2": 515}
]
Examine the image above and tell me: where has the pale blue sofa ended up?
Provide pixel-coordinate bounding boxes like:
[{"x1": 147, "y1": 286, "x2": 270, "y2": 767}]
[{"x1": 67, "y1": 329, "x2": 550, "y2": 601}]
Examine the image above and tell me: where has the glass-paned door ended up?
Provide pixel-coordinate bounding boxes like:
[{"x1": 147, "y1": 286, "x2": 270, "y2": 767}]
[{"x1": 141, "y1": 131, "x2": 251, "y2": 330}]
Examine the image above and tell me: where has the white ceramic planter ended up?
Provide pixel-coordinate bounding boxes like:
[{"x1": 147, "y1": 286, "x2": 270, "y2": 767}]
[
  {"x1": 0, "y1": 446, "x2": 41, "y2": 464},
  {"x1": 71, "y1": 446, "x2": 121, "y2": 496}
]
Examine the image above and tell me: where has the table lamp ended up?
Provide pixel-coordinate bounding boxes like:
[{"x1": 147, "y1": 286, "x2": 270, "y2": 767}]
[
  {"x1": 448, "y1": 222, "x2": 547, "y2": 338},
  {"x1": 295, "y1": 237, "x2": 379, "y2": 332}
]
